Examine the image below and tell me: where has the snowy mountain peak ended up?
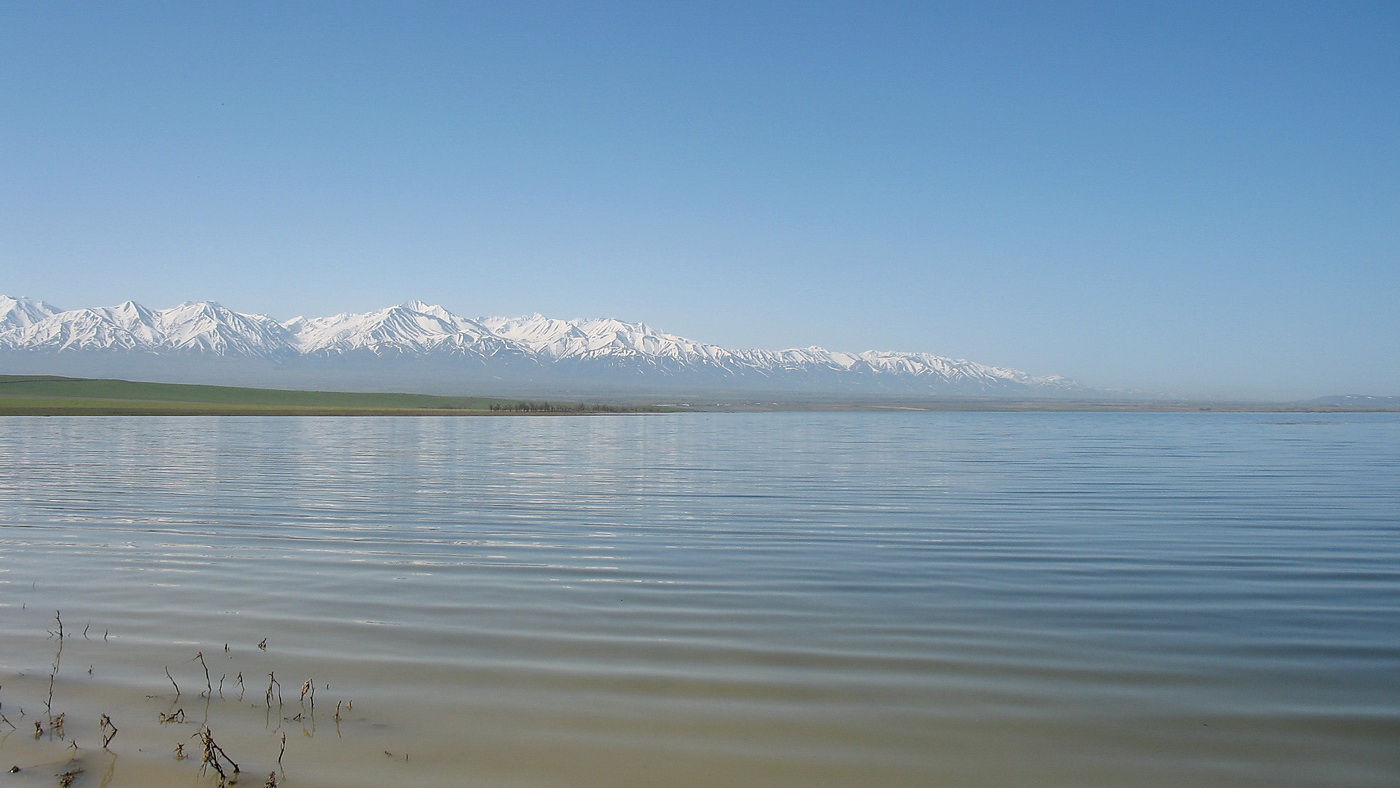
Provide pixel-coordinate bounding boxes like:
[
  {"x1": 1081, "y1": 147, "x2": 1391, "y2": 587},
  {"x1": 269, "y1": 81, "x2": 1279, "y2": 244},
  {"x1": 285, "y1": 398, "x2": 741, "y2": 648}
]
[
  {"x1": 0, "y1": 296, "x2": 1083, "y2": 396},
  {"x1": 402, "y1": 299, "x2": 447, "y2": 315},
  {"x1": 0, "y1": 295, "x2": 62, "y2": 331},
  {"x1": 109, "y1": 300, "x2": 149, "y2": 318},
  {"x1": 285, "y1": 300, "x2": 524, "y2": 357},
  {"x1": 154, "y1": 301, "x2": 293, "y2": 357}
]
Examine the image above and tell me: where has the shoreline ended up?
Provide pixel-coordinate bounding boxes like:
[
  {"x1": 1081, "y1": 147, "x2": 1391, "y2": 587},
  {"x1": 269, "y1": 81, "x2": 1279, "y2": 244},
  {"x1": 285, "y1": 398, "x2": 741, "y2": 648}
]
[
  {"x1": 2, "y1": 403, "x2": 1397, "y2": 416},
  {"x1": 0, "y1": 407, "x2": 644, "y2": 416},
  {"x1": 2, "y1": 375, "x2": 1396, "y2": 415}
]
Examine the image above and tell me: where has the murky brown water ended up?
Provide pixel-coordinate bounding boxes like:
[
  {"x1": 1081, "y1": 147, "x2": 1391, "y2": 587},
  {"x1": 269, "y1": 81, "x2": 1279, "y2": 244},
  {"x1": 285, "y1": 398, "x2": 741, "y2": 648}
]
[{"x1": 1, "y1": 413, "x2": 1397, "y2": 786}]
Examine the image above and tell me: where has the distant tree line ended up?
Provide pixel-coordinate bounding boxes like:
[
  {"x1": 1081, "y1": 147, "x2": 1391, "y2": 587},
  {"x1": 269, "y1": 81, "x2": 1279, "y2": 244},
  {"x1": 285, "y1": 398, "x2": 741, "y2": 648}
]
[{"x1": 489, "y1": 401, "x2": 658, "y2": 413}]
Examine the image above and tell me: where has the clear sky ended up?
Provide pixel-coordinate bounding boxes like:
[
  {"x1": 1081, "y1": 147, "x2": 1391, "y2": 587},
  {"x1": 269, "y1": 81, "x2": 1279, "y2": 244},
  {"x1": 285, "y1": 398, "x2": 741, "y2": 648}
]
[{"x1": 2, "y1": 1, "x2": 1396, "y2": 399}]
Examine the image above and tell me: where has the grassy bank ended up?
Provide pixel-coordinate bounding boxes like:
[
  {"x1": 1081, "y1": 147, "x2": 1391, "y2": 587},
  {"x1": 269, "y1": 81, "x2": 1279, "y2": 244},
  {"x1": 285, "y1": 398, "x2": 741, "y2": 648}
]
[{"x1": 0, "y1": 375, "x2": 651, "y2": 416}]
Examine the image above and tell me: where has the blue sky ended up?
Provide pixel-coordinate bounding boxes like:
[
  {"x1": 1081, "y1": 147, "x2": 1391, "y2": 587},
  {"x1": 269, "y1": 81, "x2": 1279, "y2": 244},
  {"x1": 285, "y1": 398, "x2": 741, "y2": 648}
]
[{"x1": 2, "y1": 1, "x2": 1396, "y2": 399}]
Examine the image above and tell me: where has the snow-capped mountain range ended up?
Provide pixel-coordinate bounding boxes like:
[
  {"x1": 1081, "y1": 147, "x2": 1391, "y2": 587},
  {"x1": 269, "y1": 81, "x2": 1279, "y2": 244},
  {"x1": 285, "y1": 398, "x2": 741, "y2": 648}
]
[{"x1": 0, "y1": 295, "x2": 1081, "y2": 398}]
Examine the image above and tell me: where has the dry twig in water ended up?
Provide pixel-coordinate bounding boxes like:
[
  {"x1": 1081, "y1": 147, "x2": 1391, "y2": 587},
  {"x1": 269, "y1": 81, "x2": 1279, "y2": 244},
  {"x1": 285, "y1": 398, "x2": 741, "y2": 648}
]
[
  {"x1": 100, "y1": 713, "x2": 118, "y2": 748},
  {"x1": 195, "y1": 652, "x2": 213, "y2": 698},
  {"x1": 46, "y1": 612, "x2": 64, "y2": 714},
  {"x1": 299, "y1": 678, "x2": 315, "y2": 710},
  {"x1": 266, "y1": 673, "x2": 282, "y2": 709},
  {"x1": 199, "y1": 726, "x2": 240, "y2": 784}
]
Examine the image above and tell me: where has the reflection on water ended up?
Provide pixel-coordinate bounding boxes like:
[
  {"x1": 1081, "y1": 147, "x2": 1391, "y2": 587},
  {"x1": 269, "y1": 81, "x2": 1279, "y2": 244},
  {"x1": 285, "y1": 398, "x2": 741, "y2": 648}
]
[{"x1": 1, "y1": 413, "x2": 1398, "y2": 787}]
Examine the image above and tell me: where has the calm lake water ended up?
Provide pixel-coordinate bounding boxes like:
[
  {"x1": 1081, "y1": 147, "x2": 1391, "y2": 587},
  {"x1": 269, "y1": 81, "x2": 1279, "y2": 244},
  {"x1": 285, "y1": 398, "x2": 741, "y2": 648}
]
[{"x1": 0, "y1": 412, "x2": 1397, "y2": 787}]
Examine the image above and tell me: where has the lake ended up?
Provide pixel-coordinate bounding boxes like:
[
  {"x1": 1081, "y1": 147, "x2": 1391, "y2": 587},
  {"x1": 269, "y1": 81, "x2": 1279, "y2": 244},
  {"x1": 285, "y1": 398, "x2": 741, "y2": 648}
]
[{"x1": 1, "y1": 412, "x2": 1397, "y2": 787}]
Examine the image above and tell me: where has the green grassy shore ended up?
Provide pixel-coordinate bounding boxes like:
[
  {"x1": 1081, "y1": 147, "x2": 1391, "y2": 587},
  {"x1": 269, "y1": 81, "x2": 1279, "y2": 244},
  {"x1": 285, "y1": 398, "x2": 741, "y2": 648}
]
[
  {"x1": 3, "y1": 374, "x2": 1391, "y2": 415},
  {"x1": 0, "y1": 375, "x2": 647, "y2": 415}
]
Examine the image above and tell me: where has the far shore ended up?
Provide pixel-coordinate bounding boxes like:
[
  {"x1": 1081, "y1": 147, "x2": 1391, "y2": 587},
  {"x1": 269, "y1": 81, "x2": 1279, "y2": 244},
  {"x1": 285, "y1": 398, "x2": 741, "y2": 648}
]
[
  {"x1": 0, "y1": 374, "x2": 663, "y2": 416},
  {"x1": 2, "y1": 374, "x2": 1395, "y2": 416},
  {"x1": 4, "y1": 400, "x2": 1396, "y2": 417},
  {"x1": 699, "y1": 400, "x2": 1400, "y2": 414},
  {"x1": 0, "y1": 406, "x2": 641, "y2": 416}
]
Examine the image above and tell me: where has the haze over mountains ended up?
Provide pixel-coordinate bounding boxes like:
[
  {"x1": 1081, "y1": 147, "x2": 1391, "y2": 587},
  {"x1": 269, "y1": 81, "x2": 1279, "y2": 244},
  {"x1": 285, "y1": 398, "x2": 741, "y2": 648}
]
[{"x1": 0, "y1": 295, "x2": 1084, "y2": 399}]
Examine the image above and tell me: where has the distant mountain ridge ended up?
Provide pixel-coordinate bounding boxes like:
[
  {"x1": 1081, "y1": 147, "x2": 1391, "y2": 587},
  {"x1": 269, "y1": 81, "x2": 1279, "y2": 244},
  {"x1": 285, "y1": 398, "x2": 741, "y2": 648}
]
[{"x1": 0, "y1": 295, "x2": 1084, "y2": 398}]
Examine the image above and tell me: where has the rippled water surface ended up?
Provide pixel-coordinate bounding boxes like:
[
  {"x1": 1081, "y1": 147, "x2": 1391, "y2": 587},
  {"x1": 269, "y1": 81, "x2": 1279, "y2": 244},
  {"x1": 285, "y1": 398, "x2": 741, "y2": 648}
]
[{"x1": 1, "y1": 412, "x2": 1397, "y2": 787}]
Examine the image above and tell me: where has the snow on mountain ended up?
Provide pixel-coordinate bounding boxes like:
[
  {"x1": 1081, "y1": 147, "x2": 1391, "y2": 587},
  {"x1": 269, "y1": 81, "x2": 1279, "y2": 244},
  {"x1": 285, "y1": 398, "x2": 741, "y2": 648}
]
[
  {"x1": 7, "y1": 306, "x2": 153, "y2": 352},
  {"x1": 0, "y1": 298, "x2": 293, "y2": 357},
  {"x1": 481, "y1": 313, "x2": 745, "y2": 369},
  {"x1": 479, "y1": 313, "x2": 590, "y2": 356},
  {"x1": 155, "y1": 301, "x2": 295, "y2": 357},
  {"x1": 0, "y1": 295, "x2": 1081, "y2": 395},
  {"x1": 849, "y1": 350, "x2": 1038, "y2": 387},
  {"x1": 289, "y1": 302, "x2": 528, "y2": 358},
  {"x1": 0, "y1": 295, "x2": 61, "y2": 332},
  {"x1": 737, "y1": 346, "x2": 858, "y2": 372}
]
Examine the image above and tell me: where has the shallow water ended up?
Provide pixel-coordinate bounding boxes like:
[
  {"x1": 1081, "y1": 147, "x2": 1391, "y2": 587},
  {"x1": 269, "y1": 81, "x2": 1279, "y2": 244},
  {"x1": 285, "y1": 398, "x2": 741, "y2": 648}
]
[{"x1": 0, "y1": 412, "x2": 1397, "y2": 787}]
